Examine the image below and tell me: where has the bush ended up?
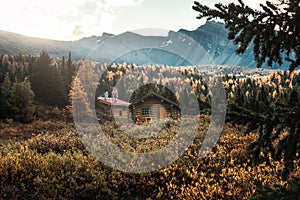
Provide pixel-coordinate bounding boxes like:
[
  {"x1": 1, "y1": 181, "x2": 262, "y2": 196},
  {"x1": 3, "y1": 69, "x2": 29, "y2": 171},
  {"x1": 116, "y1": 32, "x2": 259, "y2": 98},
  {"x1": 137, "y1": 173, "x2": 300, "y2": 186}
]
[
  {"x1": 0, "y1": 144, "x2": 108, "y2": 199},
  {"x1": 0, "y1": 120, "x2": 299, "y2": 199}
]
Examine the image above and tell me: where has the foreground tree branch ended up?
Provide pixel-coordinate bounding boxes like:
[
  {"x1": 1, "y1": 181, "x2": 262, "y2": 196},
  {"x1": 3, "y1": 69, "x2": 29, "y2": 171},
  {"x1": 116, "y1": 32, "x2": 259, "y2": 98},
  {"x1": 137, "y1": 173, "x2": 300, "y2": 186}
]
[{"x1": 193, "y1": 0, "x2": 300, "y2": 70}]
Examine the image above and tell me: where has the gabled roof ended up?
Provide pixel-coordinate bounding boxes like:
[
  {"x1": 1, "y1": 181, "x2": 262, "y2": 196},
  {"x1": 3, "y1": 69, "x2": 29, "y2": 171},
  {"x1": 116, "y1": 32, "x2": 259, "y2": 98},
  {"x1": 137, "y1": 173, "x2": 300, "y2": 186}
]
[
  {"x1": 131, "y1": 92, "x2": 180, "y2": 108},
  {"x1": 98, "y1": 97, "x2": 130, "y2": 106}
]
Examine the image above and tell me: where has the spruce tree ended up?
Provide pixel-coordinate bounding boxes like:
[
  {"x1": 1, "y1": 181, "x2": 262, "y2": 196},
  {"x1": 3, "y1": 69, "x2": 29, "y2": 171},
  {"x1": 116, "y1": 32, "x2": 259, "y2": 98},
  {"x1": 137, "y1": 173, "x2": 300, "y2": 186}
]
[
  {"x1": 0, "y1": 73, "x2": 12, "y2": 118},
  {"x1": 226, "y1": 72, "x2": 300, "y2": 180},
  {"x1": 30, "y1": 52, "x2": 68, "y2": 107},
  {"x1": 10, "y1": 77, "x2": 35, "y2": 122},
  {"x1": 193, "y1": 0, "x2": 300, "y2": 70}
]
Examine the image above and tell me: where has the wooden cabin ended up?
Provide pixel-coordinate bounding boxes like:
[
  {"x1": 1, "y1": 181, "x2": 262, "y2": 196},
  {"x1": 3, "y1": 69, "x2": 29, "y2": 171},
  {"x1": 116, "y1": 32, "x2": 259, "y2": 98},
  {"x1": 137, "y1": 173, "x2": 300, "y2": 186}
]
[
  {"x1": 131, "y1": 92, "x2": 181, "y2": 124},
  {"x1": 97, "y1": 97, "x2": 130, "y2": 120}
]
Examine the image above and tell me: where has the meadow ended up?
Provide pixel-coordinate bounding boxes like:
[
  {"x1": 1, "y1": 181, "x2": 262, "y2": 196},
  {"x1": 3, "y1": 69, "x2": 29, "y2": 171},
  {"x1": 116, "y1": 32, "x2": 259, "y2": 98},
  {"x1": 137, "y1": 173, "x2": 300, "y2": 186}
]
[
  {"x1": 0, "y1": 113, "x2": 299, "y2": 199},
  {"x1": 0, "y1": 54, "x2": 300, "y2": 199}
]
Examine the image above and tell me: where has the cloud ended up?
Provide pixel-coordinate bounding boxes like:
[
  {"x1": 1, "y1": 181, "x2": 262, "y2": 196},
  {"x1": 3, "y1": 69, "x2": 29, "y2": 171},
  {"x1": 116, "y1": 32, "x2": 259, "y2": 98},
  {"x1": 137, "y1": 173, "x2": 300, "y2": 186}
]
[
  {"x1": 72, "y1": 25, "x2": 84, "y2": 37},
  {"x1": 0, "y1": 0, "x2": 144, "y2": 41},
  {"x1": 103, "y1": 0, "x2": 143, "y2": 7}
]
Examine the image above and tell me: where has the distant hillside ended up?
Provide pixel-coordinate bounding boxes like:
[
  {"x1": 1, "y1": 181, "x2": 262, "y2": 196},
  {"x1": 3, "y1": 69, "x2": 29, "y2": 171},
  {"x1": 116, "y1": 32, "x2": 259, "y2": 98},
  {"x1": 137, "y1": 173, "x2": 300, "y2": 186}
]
[
  {"x1": 0, "y1": 30, "x2": 114, "y2": 59},
  {"x1": 0, "y1": 22, "x2": 291, "y2": 69},
  {"x1": 0, "y1": 30, "x2": 72, "y2": 57}
]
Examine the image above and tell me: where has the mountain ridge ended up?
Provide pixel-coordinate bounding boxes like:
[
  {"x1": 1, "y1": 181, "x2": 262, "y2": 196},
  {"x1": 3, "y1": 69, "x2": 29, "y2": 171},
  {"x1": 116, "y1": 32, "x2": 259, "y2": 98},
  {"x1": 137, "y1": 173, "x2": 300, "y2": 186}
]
[{"x1": 0, "y1": 22, "x2": 290, "y2": 69}]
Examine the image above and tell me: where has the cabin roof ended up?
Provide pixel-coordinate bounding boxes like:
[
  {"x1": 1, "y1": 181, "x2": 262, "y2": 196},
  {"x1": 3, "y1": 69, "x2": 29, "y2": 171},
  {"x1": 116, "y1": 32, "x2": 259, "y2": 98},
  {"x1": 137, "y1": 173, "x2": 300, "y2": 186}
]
[
  {"x1": 131, "y1": 92, "x2": 180, "y2": 108},
  {"x1": 98, "y1": 97, "x2": 130, "y2": 106}
]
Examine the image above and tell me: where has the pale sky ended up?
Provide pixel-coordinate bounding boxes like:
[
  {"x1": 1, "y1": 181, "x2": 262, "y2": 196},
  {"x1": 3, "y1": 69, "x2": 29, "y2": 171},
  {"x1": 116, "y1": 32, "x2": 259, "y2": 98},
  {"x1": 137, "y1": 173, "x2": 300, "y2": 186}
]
[{"x1": 0, "y1": 0, "x2": 265, "y2": 41}]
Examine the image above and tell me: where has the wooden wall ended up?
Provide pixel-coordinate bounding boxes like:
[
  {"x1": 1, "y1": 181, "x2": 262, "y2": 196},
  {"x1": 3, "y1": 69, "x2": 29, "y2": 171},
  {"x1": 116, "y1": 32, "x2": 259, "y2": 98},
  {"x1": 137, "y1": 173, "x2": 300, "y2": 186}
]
[
  {"x1": 96, "y1": 102, "x2": 129, "y2": 120},
  {"x1": 133, "y1": 96, "x2": 180, "y2": 122},
  {"x1": 111, "y1": 106, "x2": 130, "y2": 119}
]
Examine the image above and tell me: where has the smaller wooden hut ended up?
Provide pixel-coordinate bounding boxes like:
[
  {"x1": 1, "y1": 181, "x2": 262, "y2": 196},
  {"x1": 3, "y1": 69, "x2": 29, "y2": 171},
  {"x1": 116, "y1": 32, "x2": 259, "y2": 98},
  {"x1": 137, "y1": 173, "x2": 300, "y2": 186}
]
[
  {"x1": 97, "y1": 97, "x2": 130, "y2": 120},
  {"x1": 130, "y1": 92, "x2": 181, "y2": 124}
]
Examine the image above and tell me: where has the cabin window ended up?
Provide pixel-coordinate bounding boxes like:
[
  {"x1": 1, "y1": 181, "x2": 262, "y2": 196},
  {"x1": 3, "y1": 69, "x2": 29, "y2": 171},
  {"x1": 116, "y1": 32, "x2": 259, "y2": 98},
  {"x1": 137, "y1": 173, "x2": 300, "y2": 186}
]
[
  {"x1": 141, "y1": 107, "x2": 152, "y2": 116},
  {"x1": 119, "y1": 110, "x2": 122, "y2": 116}
]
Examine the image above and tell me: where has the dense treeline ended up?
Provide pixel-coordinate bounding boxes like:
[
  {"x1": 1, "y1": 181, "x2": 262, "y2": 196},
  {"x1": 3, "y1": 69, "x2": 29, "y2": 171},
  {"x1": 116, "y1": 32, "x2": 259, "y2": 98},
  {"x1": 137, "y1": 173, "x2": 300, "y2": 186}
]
[{"x1": 0, "y1": 52, "x2": 77, "y2": 121}]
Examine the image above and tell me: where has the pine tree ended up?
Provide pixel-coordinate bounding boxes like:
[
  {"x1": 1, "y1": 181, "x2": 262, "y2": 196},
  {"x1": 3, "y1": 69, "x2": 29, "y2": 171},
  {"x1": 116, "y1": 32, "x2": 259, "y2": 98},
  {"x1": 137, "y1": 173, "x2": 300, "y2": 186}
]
[
  {"x1": 68, "y1": 75, "x2": 93, "y2": 122},
  {"x1": 227, "y1": 75, "x2": 300, "y2": 179},
  {"x1": 63, "y1": 51, "x2": 75, "y2": 95},
  {"x1": 10, "y1": 77, "x2": 35, "y2": 122},
  {"x1": 193, "y1": 0, "x2": 300, "y2": 70},
  {"x1": 0, "y1": 73, "x2": 12, "y2": 118},
  {"x1": 30, "y1": 52, "x2": 68, "y2": 107}
]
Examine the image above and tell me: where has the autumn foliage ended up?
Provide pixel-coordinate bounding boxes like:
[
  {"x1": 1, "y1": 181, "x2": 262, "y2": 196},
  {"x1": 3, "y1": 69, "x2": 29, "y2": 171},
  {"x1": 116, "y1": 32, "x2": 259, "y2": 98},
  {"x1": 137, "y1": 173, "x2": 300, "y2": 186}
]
[{"x1": 0, "y1": 54, "x2": 300, "y2": 199}]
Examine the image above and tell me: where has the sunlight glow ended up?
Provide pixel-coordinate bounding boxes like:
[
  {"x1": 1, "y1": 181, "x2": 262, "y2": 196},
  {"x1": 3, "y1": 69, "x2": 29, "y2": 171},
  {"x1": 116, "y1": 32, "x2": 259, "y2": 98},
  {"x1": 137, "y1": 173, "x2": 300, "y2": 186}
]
[
  {"x1": 0, "y1": 0, "x2": 268, "y2": 41},
  {"x1": 0, "y1": 0, "x2": 143, "y2": 41}
]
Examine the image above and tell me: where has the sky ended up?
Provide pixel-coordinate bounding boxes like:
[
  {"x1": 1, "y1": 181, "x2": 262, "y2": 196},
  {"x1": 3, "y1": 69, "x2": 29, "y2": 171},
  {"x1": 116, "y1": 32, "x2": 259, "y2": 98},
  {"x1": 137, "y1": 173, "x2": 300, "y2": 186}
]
[{"x1": 0, "y1": 0, "x2": 265, "y2": 41}]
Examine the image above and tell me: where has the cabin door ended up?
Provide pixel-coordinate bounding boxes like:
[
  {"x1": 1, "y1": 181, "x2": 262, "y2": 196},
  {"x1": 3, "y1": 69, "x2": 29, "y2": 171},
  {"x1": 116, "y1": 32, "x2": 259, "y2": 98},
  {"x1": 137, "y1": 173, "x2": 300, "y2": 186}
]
[{"x1": 159, "y1": 106, "x2": 166, "y2": 119}]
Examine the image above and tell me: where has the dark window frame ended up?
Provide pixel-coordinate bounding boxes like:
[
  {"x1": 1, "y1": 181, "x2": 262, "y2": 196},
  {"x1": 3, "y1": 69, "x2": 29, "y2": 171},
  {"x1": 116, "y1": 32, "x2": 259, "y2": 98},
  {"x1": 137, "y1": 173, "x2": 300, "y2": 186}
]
[{"x1": 141, "y1": 106, "x2": 152, "y2": 116}]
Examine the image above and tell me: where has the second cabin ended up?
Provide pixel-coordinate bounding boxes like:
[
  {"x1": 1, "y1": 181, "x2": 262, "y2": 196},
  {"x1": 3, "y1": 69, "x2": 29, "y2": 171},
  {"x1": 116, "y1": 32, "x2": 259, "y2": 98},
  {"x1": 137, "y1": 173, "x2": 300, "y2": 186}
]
[{"x1": 130, "y1": 92, "x2": 181, "y2": 124}]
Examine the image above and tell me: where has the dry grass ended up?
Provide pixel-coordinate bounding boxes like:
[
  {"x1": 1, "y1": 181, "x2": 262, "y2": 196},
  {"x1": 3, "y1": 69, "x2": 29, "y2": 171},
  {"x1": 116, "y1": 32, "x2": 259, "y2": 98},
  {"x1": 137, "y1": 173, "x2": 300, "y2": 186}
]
[{"x1": 0, "y1": 117, "x2": 298, "y2": 199}]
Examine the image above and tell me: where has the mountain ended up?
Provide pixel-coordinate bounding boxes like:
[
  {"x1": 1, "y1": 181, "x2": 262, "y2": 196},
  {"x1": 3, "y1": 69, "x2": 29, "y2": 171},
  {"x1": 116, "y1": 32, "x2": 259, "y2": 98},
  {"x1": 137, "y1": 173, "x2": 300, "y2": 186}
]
[
  {"x1": 0, "y1": 30, "x2": 107, "y2": 59},
  {"x1": 0, "y1": 21, "x2": 290, "y2": 69},
  {"x1": 179, "y1": 22, "x2": 255, "y2": 67}
]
